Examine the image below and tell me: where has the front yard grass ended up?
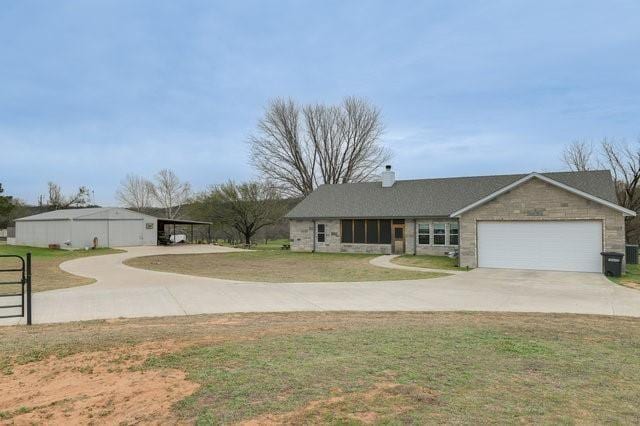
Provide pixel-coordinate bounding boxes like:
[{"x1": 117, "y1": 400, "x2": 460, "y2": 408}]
[
  {"x1": 0, "y1": 245, "x2": 123, "y2": 293},
  {"x1": 610, "y1": 263, "x2": 640, "y2": 290},
  {"x1": 0, "y1": 312, "x2": 639, "y2": 424},
  {"x1": 392, "y1": 254, "x2": 463, "y2": 270},
  {"x1": 125, "y1": 250, "x2": 447, "y2": 282}
]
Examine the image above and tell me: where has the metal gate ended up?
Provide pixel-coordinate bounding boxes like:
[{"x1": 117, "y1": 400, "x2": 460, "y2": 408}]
[{"x1": 0, "y1": 253, "x2": 32, "y2": 325}]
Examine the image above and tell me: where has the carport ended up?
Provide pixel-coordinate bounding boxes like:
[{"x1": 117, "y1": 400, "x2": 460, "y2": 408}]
[{"x1": 157, "y1": 218, "x2": 212, "y2": 245}]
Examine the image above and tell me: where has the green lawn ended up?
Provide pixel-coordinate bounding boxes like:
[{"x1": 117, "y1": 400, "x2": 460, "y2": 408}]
[
  {"x1": 253, "y1": 238, "x2": 290, "y2": 250},
  {"x1": 0, "y1": 245, "x2": 123, "y2": 292},
  {"x1": 125, "y1": 250, "x2": 447, "y2": 282},
  {"x1": 1, "y1": 312, "x2": 639, "y2": 424},
  {"x1": 392, "y1": 254, "x2": 463, "y2": 270}
]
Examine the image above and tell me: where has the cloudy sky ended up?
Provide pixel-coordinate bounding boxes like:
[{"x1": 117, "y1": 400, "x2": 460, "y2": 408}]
[{"x1": 1, "y1": 0, "x2": 639, "y2": 205}]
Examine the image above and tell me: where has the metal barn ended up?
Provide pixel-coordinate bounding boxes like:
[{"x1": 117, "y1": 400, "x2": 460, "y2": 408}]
[{"x1": 14, "y1": 208, "x2": 159, "y2": 248}]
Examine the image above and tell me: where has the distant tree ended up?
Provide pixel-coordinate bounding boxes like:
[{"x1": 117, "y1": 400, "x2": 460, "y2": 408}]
[
  {"x1": 46, "y1": 182, "x2": 91, "y2": 209},
  {"x1": 0, "y1": 183, "x2": 15, "y2": 228},
  {"x1": 249, "y1": 96, "x2": 390, "y2": 196},
  {"x1": 205, "y1": 181, "x2": 286, "y2": 245},
  {"x1": 562, "y1": 140, "x2": 594, "y2": 171},
  {"x1": 116, "y1": 174, "x2": 155, "y2": 211},
  {"x1": 152, "y1": 169, "x2": 191, "y2": 219}
]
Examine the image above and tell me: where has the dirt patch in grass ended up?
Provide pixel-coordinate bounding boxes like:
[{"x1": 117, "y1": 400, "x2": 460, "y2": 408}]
[
  {"x1": 1, "y1": 312, "x2": 640, "y2": 424},
  {"x1": 124, "y1": 250, "x2": 447, "y2": 282},
  {"x1": 0, "y1": 246, "x2": 123, "y2": 293},
  {"x1": 240, "y1": 382, "x2": 439, "y2": 425},
  {"x1": 392, "y1": 254, "x2": 463, "y2": 271},
  {"x1": 610, "y1": 264, "x2": 640, "y2": 290},
  {"x1": 0, "y1": 341, "x2": 198, "y2": 424}
]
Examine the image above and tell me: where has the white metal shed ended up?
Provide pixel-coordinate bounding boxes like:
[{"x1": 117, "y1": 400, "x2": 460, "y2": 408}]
[{"x1": 14, "y1": 208, "x2": 158, "y2": 248}]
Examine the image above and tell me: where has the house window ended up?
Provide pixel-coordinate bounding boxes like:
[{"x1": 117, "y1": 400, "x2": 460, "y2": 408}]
[
  {"x1": 433, "y1": 223, "x2": 446, "y2": 245},
  {"x1": 340, "y1": 219, "x2": 392, "y2": 244},
  {"x1": 317, "y1": 223, "x2": 326, "y2": 243},
  {"x1": 366, "y1": 220, "x2": 379, "y2": 244},
  {"x1": 418, "y1": 224, "x2": 430, "y2": 245},
  {"x1": 379, "y1": 220, "x2": 391, "y2": 244},
  {"x1": 449, "y1": 223, "x2": 459, "y2": 245},
  {"x1": 341, "y1": 220, "x2": 353, "y2": 243},
  {"x1": 354, "y1": 220, "x2": 366, "y2": 243}
]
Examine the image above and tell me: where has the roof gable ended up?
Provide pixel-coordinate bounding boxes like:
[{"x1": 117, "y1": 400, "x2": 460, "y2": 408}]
[{"x1": 450, "y1": 173, "x2": 635, "y2": 217}]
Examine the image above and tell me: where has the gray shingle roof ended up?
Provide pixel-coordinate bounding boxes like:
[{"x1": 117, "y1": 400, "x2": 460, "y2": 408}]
[
  {"x1": 285, "y1": 170, "x2": 619, "y2": 219},
  {"x1": 16, "y1": 207, "x2": 150, "y2": 221}
]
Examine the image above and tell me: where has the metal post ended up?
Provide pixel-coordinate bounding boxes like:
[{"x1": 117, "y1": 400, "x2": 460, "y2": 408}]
[
  {"x1": 26, "y1": 253, "x2": 32, "y2": 326},
  {"x1": 191, "y1": 224, "x2": 194, "y2": 243},
  {"x1": 208, "y1": 225, "x2": 211, "y2": 244}
]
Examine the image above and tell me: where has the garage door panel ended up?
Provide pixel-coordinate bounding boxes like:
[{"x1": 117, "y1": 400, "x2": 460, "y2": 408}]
[{"x1": 477, "y1": 221, "x2": 602, "y2": 273}]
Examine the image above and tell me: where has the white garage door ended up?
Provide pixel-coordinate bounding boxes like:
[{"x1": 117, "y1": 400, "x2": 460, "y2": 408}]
[{"x1": 477, "y1": 221, "x2": 602, "y2": 273}]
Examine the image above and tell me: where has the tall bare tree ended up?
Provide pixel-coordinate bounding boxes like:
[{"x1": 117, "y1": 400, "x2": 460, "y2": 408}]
[
  {"x1": 116, "y1": 174, "x2": 154, "y2": 211},
  {"x1": 600, "y1": 139, "x2": 640, "y2": 215},
  {"x1": 152, "y1": 169, "x2": 191, "y2": 218},
  {"x1": 250, "y1": 96, "x2": 389, "y2": 196},
  {"x1": 562, "y1": 138, "x2": 640, "y2": 241},
  {"x1": 204, "y1": 181, "x2": 286, "y2": 245},
  {"x1": 46, "y1": 182, "x2": 91, "y2": 209}
]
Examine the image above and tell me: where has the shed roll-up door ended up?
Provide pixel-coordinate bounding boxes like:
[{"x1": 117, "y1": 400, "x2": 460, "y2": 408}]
[{"x1": 477, "y1": 221, "x2": 603, "y2": 273}]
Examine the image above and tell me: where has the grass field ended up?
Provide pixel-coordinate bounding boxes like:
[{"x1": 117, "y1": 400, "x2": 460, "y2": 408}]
[
  {"x1": 392, "y1": 254, "x2": 463, "y2": 271},
  {"x1": 125, "y1": 250, "x2": 447, "y2": 282},
  {"x1": 0, "y1": 312, "x2": 639, "y2": 424},
  {"x1": 0, "y1": 245, "x2": 123, "y2": 293}
]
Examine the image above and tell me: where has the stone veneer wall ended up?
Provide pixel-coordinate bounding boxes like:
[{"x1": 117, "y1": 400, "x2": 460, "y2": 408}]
[
  {"x1": 290, "y1": 218, "x2": 459, "y2": 255},
  {"x1": 289, "y1": 219, "x2": 341, "y2": 252},
  {"x1": 290, "y1": 219, "x2": 393, "y2": 254},
  {"x1": 458, "y1": 177, "x2": 626, "y2": 269}
]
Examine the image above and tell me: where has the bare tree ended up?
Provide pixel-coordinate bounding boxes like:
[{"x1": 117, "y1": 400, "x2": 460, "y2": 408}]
[
  {"x1": 205, "y1": 181, "x2": 286, "y2": 245},
  {"x1": 562, "y1": 138, "x2": 640, "y2": 241},
  {"x1": 249, "y1": 96, "x2": 389, "y2": 196},
  {"x1": 47, "y1": 182, "x2": 91, "y2": 209},
  {"x1": 562, "y1": 140, "x2": 594, "y2": 171},
  {"x1": 600, "y1": 139, "x2": 640, "y2": 214},
  {"x1": 152, "y1": 169, "x2": 191, "y2": 218},
  {"x1": 116, "y1": 174, "x2": 154, "y2": 211}
]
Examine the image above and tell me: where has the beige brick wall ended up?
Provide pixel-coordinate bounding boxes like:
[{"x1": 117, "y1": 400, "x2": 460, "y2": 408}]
[
  {"x1": 290, "y1": 219, "x2": 341, "y2": 252},
  {"x1": 289, "y1": 219, "x2": 393, "y2": 254},
  {"x1": 458, "y1": 177, "x2": 626, "y2": 268}
]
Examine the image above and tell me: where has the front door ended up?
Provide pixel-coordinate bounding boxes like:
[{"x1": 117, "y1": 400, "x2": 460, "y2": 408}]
[{"x1": 392, "y1": 225, "x2": 405, "y2": 254}]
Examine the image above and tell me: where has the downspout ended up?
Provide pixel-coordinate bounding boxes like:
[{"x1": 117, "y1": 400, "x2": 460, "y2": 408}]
[
  {"x1": 312, "y1": 220, "x2": 316, "y2": 253},
  {"x1": 414, "y1": 220, "x2": 417, "y2": 256}
]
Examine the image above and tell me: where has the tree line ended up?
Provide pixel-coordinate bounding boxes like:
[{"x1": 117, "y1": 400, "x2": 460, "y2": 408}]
[{"x1": 7, "y1": 94, "x2": 636, "y2": 245}]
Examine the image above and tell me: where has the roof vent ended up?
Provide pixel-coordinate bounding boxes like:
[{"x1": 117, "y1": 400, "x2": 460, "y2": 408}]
[{"x1": 382, "y1": 165, "x2": 395, "y2": 187}]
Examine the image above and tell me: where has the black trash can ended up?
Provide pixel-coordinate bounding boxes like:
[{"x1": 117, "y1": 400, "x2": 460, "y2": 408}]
[
  {"x1": 625, "y1": 245, "x2": 638, "y2": 265},
  {"x1": 601, "y1": 252, "x2": 624, "y2": 277}
]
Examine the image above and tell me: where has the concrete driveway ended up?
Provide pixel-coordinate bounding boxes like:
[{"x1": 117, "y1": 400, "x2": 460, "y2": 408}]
[{"x1": 2, "y1": 245, "x2": 640, "y2": 325}]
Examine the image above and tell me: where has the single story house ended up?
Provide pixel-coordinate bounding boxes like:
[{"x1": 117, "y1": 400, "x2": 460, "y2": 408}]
[
  {"x1": 286, "y1": 166, "x2": 635, "y2": 273},
  {"x1": 13, "y1": 207, "x2": 210, "y2": 249}
]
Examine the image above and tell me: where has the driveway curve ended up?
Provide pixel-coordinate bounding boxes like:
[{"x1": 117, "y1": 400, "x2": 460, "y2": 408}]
[{"x1": 2, "y1": 245, "x2": 640, "y2": 325}]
